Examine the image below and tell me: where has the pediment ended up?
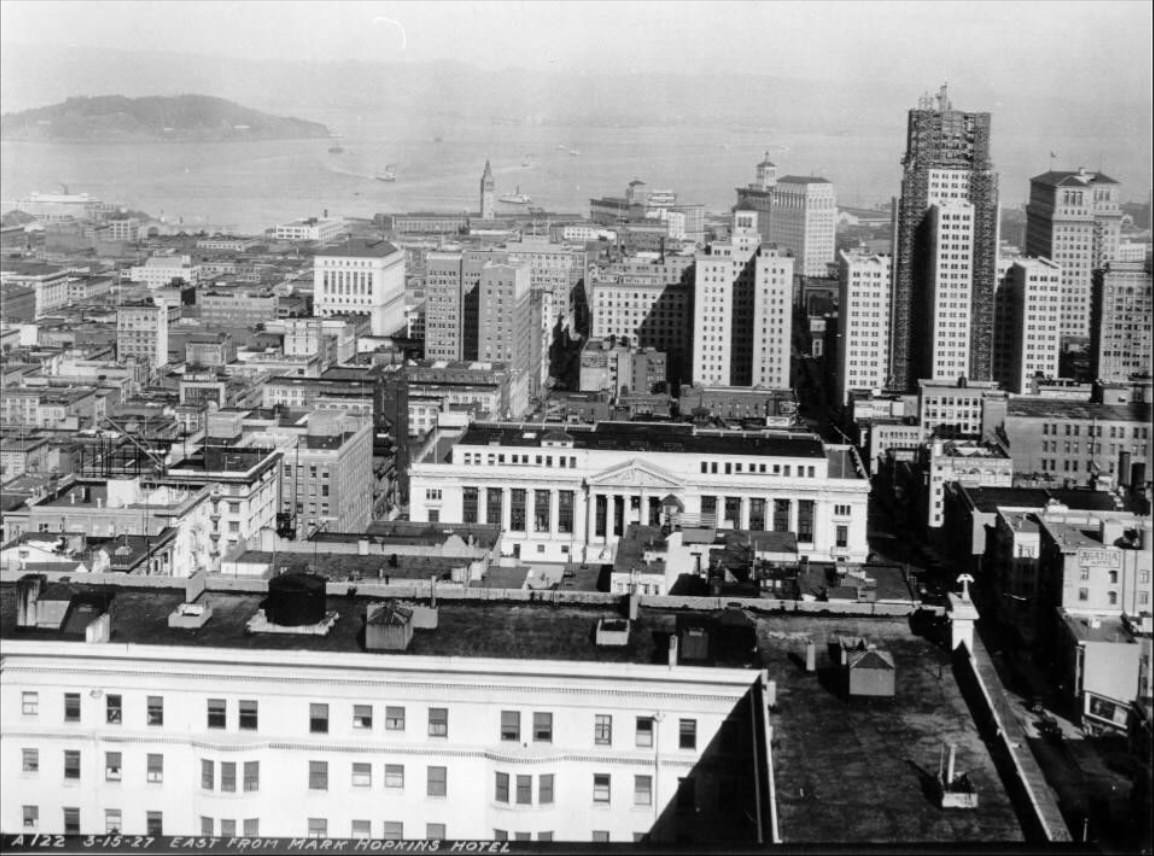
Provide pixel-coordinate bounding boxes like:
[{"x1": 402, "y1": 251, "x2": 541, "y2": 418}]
[{"x1": 587, "y1": 458, "x2": 682, "y2": 490}]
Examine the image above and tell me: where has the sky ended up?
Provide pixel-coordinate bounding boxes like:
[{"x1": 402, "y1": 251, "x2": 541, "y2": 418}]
[{"x1": 1, "y1": 0, "x2": 1151, "y2": 102}]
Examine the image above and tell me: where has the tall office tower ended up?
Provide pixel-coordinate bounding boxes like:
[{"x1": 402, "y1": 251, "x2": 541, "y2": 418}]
[
  {"x1": 116, "y1": 300, "x2": 169, "y2": 370},
  {"x1": 313, "y1": 239, "x2": 406, "y2": 336},
  {"x1": 925, "y1": 200, "x2": 976, "y2": 382},
  {"x1": 1091, "y1": 259, "x2": 1153, "y2": 383},
  {"x1": 891, "y1": 85, "x2": 999, "y2": 390},
  {"x1": 423, "y1": 249, "x2": 507, "y2": 360},
  {"x1": 993, "y1": 258, "x2": 1063, "y2": 394},
  {"x1": 480, "y1": 159, "x2": 496, "y2": 220},
  {"x1": 835, "y1": 250, "x2": 892, "y2": 405},
  {"x1": 1025, "y1": 169, "x2": 1122, "y2": 342},
  {"x1": 692, "y1": 210, "x2": 792, "y2": 387},
  {"x1": 734, "y1": 153, "x2": 777, "y2": 245},
  {"x1": 768, "y1": 176, "x2": 838, "y2": 277},
  {"x1": 478, "y1": 260, "x2": 532, "y2": 376}
]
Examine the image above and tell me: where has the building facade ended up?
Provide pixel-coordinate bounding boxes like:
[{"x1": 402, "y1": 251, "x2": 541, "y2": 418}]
[
  {"x1": 1025, "y1": 169, "x2": 1122, "y2": 343},
  {"x1": 994, "y1": 258, "x2": 1063, "y2": 394},
  {"x1": 313, "y1": 240, "x2": 406, "y2": 337},
  {"x1": 1091, "y1": 259, "x2": 1153, "y2": 384},
  {"x1": 835, "y1": 250, "x2": 891, "y2": 405},
  {"x1": 768, "y1": 176, "x2": 837, "y2": 278},
  {"x1": 116, "y1": 302, "x2": 169, "y2": 370},
  {"x1": 409, "y1": 421, "x2": 869, "y2": 564},
  {"x1": 891, "y1": 86, "x2": 998, "y2": 389}
]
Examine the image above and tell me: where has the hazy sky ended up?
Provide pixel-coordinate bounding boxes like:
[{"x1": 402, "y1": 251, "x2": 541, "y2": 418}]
[{"x1": 2, "y1": 0, "x2": 1151, "y2": 100}]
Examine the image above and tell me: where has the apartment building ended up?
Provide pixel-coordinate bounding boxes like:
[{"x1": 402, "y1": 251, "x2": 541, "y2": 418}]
[
  {"x1": 408, "y1": 421, "x2": 869, "y2": 564},
  {"x1": 835, "y1": 250, "x2": 891, "y2": 404},
  {"x1": 994, "y1": 258, "x2": 1063, "y2": 394}
]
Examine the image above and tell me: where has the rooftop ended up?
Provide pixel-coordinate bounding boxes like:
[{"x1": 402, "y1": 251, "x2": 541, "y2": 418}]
[
  {"x1": 965, "y1": 486, "x2": 1121, "y2": 514},
  {"x1": 1060, "y1": 610, "x2": 1138, "y2": 645},
  {"x1": 1006, "y1": 399, "x2": 1151, "y2": 422},
  {"x1": 315, "y1": 238, "x2": 400, "y2": 259},
  {"x1": 777, "y1": 175, "x2": 832, "y2": 185},
  {"x1": 1030, "y1": 170, "x2": 1119, "y2": 187},
  {"x1": 455, "y1": 421, "x2": 829, "y2": 459}
]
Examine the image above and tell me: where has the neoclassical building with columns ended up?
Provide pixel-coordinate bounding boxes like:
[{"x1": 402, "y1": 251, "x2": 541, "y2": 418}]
[{"x1": 408, "y1": 421, "x2": 870, "y2": 564}]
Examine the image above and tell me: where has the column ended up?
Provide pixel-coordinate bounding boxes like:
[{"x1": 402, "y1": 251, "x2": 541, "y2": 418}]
[{"x1": 740, "y1": 497, "x2": 750, "y2": 531}]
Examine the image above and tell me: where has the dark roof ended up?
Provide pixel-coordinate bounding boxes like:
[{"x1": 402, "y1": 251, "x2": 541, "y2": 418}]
[
  {"x1": 1030, "y1": 170, "x2": 1119, "y2": 187},
  {"x1": 777, "y1": 175, "x2": 831, "y2": 185},
  {"x1": 457, "y1": 421, "x2": 827, "y2": 458},
  {"x1": 964, "y1": 486, "x2": 1120, "y2": 514},
  {"x1": 317, "y1": 238, "x2": 399, "y2": 259},
  {"x1": 1005, "y1": 399, "x2": 1151, "y2": 422}
]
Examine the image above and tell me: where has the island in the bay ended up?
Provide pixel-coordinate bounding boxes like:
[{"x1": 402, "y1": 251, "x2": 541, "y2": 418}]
[{"x1": 0, "y1": 93, "x2": 331, "y2": 142}]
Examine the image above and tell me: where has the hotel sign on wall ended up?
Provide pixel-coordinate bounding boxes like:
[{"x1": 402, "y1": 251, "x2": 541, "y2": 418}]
[{"x1": 1077, "y1": 548, "x2": 1121, "y2": 568}]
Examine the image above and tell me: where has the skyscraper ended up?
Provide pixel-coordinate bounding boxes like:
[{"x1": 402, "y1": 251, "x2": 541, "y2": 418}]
[
  {"x1": 891, "y1": 86, "x2": 999, "y2": 390},
  {"x1": 768, "y1": 176, "x2": 837, "y2": 278},
  {"x1": 1025, "y1": 169, "x2": 1122, "y2": 343},
  {"x1": 835, "y1": 250, "x2": 892, "y2": 405},
  {"x1": 692, "y1": 210, "x2": 793, "y2": 388},
  {"x1": 994, "y1": 258, "x2": 1063, "y2": 394},
  {"x1": 480, "y1": 159, "x2": 496, "y2": 220},
  {"x1": 1091, "y1": 259, "x2": 1153, "y2": 383}
]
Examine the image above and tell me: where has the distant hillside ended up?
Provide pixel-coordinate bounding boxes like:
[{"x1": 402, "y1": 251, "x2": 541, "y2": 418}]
[{"x1": 0, "y1": 94, "x2": 331, "y2": 142}]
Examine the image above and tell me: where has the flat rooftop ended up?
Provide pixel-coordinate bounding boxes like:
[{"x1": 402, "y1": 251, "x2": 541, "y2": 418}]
[
  {"x1": 966, "y1": 486, "x2": 1121, "y2": 514},
  {"x1": 456, "y1": 421, "x2": 828, "y2": 458},
  {"x1": 1060, "y1": 610, "x2": 1139, "y2": 645},
  {"x1": 1006, "y1": 399, "x2": 1152, "y2": 423}
]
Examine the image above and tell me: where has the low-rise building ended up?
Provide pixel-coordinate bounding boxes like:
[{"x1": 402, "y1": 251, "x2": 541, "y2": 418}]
[{"x1": 274, "y1": 217, "x2": 347, "y2": 244}]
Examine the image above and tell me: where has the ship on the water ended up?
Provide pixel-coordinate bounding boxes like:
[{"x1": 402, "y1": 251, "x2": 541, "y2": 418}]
[
  {"x1": 498, "y1": 186, "x2": 531, "y2": 204},
  {"x1": 375, "y1": 165, "x2": 397, "y2": 182}
]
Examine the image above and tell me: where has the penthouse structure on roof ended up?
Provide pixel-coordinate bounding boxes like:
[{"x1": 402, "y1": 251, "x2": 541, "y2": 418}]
[{"x1": 408, "y1": 420, "x2": 869, "y2": 564}]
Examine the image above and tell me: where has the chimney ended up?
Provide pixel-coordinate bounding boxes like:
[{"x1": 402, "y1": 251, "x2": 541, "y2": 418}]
[
  {"x1": 70, "y1": 493, "x2": 76, "y2": 505},
  {"x1": 628, "y1": 585, "x2": 640, "y2": 620},
  {"x1": 667, "y1": 633, "x2": 679, "y2": 669},
  {"x1": 946, "y1": 744, "x2": 957, "y2": 785},
  {"x1": 805, "y1": 640, "x2": 816, "y2": 672},
  {"x1": 96, "y1": 497, "x2": 103, "y2": 509}
]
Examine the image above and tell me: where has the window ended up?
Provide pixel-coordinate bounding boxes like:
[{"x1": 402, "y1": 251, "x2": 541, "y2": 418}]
[
  {"x1": 244, "y1": 761, "x2": 259, "y2": 792},
  {"x1": 201, "y1": 817, "x2": 214, "y2": 837},
  {"x1": 558, "y1": 491, "x2": 574, "y2": 534},
  {"x1": 462, "y1": 487, "x2": 479, "y2": 524},
  {"x1": 147, "y1": 696, "x2": 163, "y2": 726},
  {"x1": 65, "y1": 693, "x2": 80, "y2": 722},
  {"x1": 493, "y1": 830, "x2": 508, "y2": 842},
  {"x1": 634, "y1": 775, "x2": 653, "y2": 806},
  {"x1": 22, "y1": 748, "x2": 38, "y2": 773},
  {"x1": 427, "y1": 765, "x2": 447, "y2": 797},
  {"x1": 501, "y1": 710, "x2": 520, "y2": 741},
  {"x1": 310, "y1": 703, "x2": 329, "y2": 733},
  {"x1": 64, "y1": 750, "x2": 80, "y2": 780},
  {"x1": 496, "y1": 772, "x2": 510, "y2": 802},
  {"x1": 353, "y1": 704, "x2": 373, "y2": 729},
  {"x1": 105, "y1": 752, "x2": 122, "y2": 782},
  {"x1": 244, "y1": 819, "x2": 259, "y2": 837},
  {"x1": 65, "y1": 808, "x2": 82, "y2": 835},
  {"x1": 836, "y1": 525, "x2": 849, "y2": 549},
  {"x1": 22, "y1": 691, "x2": 38, "y2": 716},
  {"x1": 1078, "y1": 588, "x2": 1089, "y2": 601},
  {"x1": 593, "y1": 773, "x2": 611, "y2": 803},
  {"x1": 221, "y1": 820, "x2": 236, "y2": 837},
  {"x1": 207, "y1": 698, "x2": 227, "y2": 729},
  {"x1": 595, "y1": 714, "x2": 612, "y2": 745},
  {"x1": 106, "y1": 694, "x2": 122, "y2": 724},
  {"x1": 202, "y1": 759, "x2": 214, "y2": 790},
  {"x1": 636, "y1": 716, "x2": 654, "y2": 747},
  {"x1": 352, "y1": 762, "x2": 372, "y2": 787},
  {"x1": 146, "y1": 812, "x2": 163, "y2": 836},
  {"x1": 23, "y1": 806, "x2": 38, "y2": 829},
  {"x1": 428, "y1": 707, "x2": 448, "y2": 737},
  {"x1": 593, "y1": 831, "x2": 610, "y2": 843},
  {"x1": 351, "y1": 820, "x2": 371, "y2": 840},
  {"x1": 534, "y1": 489, "x2": 551, "y2": 532},
  {"x1": 221, "y1": 762, "x2": 236, "y2": 793},
  {"x1": 307, "y1": 819, "x2": 327, "y2": 839},
  {"x1": 539, "y1": 774, "x2": 554, "y2": 805},
  {"x1": 516, "y1": 775, "x2": 532, "y2": 805},
  {"x1": 147, "y1": 754, "x2": 163, "y2": 783},
  {"x1": 309, "y1": 761, "x2": 328, "y2": 790},
  {"x1": 105, "y1": 809, "x2": 122, "y2": 834},
  {"x1": 533, "y1": 712, "x2": 553, "y2": 743},
  {"x1": 510, "y1": 489, "x2": 527, "y2": 531},
  {"x1": 385, "y1": 764, "x2": 404, "y2": 789},
  {"x1": 239, "y1": 700, "x2": 258, "y2": 731},
  {"x1": 679, "y1": 719, "x2": 697, "y2": 750},
  {"x1": 386, "y1": 706, "x2": 405, "y2": 731},
  {"x1": 383, "y1": 822, "x2": 403, "y2": 840}
]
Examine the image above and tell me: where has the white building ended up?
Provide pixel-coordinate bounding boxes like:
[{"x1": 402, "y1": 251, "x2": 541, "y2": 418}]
[
  {"x1": 693, "y1": 211, "x2": 793, "y2": 388},
  {"x1": 1, "y1": 582, "x2": 774, "y2": 844},
  {"x1": 926, "y1": 201, "x2": 976, "y2": 382},
  {"x1": 127, "y1": 255, "x2": 199, "y2": 289},
  {"x1": 769, "y1": 176, "x2": 837, "y2": 278},
  {"x1": 116, "y1": 301, "x2": 169, "y2": 370},
  {"x1": 313, "y1": 239, "x2": 405, "y2": 337},
  {"x1": 408, "y1": 421, "x2": 869, "y2": 564},
  {"x1": 835, "y1": 251, "x2": 891, "y2": 405},
  {"x1": 274, "y1": 217, "x2": 347, "y2": 244},
  {"x1": 994, "y1": 258, "x2": 1062, "y2": 394}
]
